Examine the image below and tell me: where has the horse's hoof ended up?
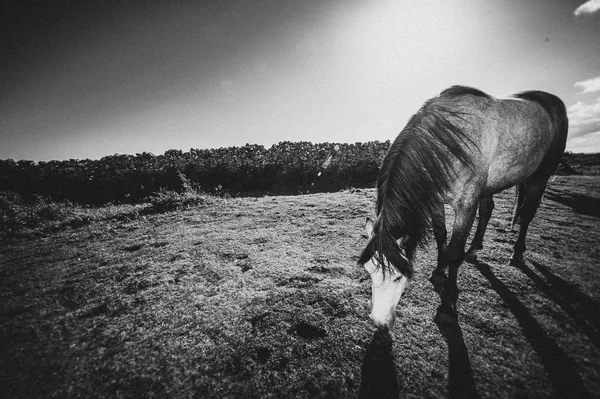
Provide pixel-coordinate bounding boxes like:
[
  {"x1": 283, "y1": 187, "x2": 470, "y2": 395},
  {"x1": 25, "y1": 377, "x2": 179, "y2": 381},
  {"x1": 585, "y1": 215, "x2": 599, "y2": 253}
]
[
  {"x1": 508, "y1": 255, "x2": 526, "y2": 267},
  {"x1": 464, "y1": 252, "x2": 478, "y2": 264}
]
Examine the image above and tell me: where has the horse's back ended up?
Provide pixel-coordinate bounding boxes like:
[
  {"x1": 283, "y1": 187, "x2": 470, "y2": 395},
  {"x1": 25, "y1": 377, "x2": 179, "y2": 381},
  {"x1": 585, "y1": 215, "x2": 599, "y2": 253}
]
[
  {"x1": 512, "y1": 90, "x2": 567, "y2": 128},
  {"x1": 494, "y1": 91, "x2": 566, "y2": 188},
  {"x1": 435, "y1": 87, "x2": 568, "y2": 196},
  {"x1": 511, "y1": 90, "x2": 568, "y2": 170}
]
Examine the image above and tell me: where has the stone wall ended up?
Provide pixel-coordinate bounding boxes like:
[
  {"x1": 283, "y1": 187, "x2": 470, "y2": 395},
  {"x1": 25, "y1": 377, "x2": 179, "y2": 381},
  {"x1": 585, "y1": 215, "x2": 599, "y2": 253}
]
[
  {"x1": 0, "y1": 141, "x2": 391, "y2": 204},
  {"x1": 1, "y1": 141, "x2": 586, "y2": 205}
]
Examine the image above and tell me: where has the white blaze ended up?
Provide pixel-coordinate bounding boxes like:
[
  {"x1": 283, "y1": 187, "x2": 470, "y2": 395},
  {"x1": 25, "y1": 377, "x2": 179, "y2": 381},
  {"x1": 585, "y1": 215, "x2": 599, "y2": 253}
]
[{"x1": 365, "y1": 260, "x2": 408, "y2": 330}]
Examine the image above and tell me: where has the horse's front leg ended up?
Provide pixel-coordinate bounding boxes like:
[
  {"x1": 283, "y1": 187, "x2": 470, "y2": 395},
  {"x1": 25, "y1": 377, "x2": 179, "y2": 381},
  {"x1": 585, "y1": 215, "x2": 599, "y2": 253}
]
[
  {"x1": 436, "y1": 198, "x2": 478, "y2": 324},
  {"x1": 429, "y1": 202, "x2": 448, "y2": 292},
  {"x1": 465, "y1": 196, "x2": 495, "y2": 263}
]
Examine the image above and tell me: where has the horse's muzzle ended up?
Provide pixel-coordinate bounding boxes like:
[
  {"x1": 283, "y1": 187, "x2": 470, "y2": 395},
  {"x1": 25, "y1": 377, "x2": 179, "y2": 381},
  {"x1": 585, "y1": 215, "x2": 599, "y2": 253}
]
[{"x1": 370, "y1": 311, "x2": 396, "y2": 331}]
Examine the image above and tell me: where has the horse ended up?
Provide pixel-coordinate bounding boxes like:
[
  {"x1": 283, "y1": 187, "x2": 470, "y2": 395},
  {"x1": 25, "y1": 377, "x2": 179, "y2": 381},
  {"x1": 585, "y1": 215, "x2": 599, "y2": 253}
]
[{"x1": 358, "y1": 85, "x2": 568, "y2": 330}]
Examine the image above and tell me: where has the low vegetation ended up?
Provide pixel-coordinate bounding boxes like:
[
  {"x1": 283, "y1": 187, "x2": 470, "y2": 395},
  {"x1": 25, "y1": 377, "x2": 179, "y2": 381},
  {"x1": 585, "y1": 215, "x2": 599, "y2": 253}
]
[
  {"x1": 1, "y1": 175, "x2": 599, "y2": 398},
  {"x1": 0, "y1": 173, "x2": 210, "y2": 238}
]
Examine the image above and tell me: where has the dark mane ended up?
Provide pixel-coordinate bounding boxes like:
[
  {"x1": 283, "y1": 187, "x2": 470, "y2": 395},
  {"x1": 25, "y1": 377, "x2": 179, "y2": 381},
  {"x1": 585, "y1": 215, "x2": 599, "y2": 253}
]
[
  {"x1": 441, "y1": 85, "x2": 491, "y2": 99},
  {"x1": 358, "y1": 98, "x2": 475, "y2": 278}
]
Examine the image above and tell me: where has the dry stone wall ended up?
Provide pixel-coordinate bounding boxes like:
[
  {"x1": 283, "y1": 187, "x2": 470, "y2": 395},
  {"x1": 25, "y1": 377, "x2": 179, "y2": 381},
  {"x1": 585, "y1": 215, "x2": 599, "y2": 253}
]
[{"x1": 0, "y1": 141, "x2": 391, "y2": 204}]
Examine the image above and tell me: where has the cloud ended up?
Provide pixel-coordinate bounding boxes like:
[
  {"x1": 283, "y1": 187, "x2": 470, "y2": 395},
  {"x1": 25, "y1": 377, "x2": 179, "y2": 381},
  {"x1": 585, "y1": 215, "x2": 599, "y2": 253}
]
[
  {"x1": 574, "y1": 76, "x2": 600, "y2": 93},
  {"x1": 568, "y1": 77, "x2": 600, "y2": 154},
  {"x1": 574, "y1": 0, "x2": 600, "y2": 16},
  {"x1": 567, "y1": 97, "x2": 600, "y2": 139},
  {"x1": 568, "y1": 77, "x2": 600, "y2": 148},
  {"x1": 566, "y1": 131, "x2": 600, "y2": 153},
  {"x1": 568, "y1": 98, "x2": 600, "y2": 122}
]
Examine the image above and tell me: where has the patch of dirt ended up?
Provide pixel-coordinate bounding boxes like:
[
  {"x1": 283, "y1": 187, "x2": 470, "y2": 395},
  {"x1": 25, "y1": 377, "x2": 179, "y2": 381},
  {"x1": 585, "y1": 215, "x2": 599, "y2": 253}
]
[
  {"x1": 276, "y1": 274, "x2": 323, "y2": 288},
  {"x1": 289, "y1": 320, "x2": 328, "y2": 339}
]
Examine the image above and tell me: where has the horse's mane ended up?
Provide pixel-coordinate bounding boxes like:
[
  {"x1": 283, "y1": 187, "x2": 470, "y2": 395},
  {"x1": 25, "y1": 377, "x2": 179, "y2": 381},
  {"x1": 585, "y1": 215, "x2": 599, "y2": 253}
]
[{"x1": 358, "y1": 91, "x2": 476, "y2": 278}]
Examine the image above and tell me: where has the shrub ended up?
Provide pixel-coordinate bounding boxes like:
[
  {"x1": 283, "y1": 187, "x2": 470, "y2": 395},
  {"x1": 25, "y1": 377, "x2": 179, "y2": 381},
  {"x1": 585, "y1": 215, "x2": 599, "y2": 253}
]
[
  {"x1": 0, "y1": 192, "x2": 83, "y2": 235},
  {"x1": 148, "y1": 172, "x2": 207, "y2": 213}
]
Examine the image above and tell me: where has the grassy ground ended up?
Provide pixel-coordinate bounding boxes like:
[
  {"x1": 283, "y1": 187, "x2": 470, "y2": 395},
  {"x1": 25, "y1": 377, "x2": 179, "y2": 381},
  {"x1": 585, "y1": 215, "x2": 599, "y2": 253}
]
[{"x1": 1, "y1": 176, "x2": 599, "y2": 398}]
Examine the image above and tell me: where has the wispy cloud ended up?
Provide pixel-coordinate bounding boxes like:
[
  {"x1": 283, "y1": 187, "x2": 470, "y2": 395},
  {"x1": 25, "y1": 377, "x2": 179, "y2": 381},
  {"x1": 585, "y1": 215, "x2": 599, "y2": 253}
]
[
  {"x1": 567, "y1": 76, "x2": 600, "y2": 152},
  {"x1": 574, "y1": 76, "x2": 600, "y2": 93},
  {"x1": 568, "y1": 97, "x2": 600, "y2": 127},
  {"x1": 567, "y1": 96, "x2": 600, "y2": 138},
  {"x1": 574, "y1": 0, "x2": 600, "y2": 16},
  {"x1": 566, "y1": 131, "x2": 600, "y2": 153}
]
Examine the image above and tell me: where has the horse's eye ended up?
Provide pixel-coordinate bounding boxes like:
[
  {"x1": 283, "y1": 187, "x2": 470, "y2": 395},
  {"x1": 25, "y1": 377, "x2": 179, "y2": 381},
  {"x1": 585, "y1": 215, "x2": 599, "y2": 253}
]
[{"x1": 394, "y1": 276, "x2": 404, "y2": 282}]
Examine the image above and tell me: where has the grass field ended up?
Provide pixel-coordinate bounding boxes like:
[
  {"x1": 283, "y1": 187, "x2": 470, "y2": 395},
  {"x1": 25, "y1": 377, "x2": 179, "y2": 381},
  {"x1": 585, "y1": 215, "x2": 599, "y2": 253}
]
[{"x1": 1, "y1": 175, "x2": 599, "y2": 398}]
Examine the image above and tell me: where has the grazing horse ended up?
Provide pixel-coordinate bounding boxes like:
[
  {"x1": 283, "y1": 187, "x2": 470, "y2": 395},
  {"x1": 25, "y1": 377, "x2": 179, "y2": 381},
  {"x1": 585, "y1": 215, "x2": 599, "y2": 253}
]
[{"x1": 358, "y1": 86, "x2": 568, "y2": 330}]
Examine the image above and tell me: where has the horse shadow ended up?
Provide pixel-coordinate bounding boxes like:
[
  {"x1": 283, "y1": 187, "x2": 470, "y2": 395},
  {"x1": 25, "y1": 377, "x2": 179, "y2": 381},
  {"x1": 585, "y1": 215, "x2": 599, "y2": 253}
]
[
  {"x1": 544, "y1": 190, "x2": 600, "y2": 218},
  {"x1": 358, "y1": 330, "x2": 401, "y2": 399},
  {"x1": 434, "y1": 309, "x2": 478, "y2": 399},
  {"x1": 474, "y1": 260, "x2": 592, "y2": 398},
  {"x1": 358, "y1": 314, "x2": 478, "y2": 399},
  {"x1": 521, "y1": 260, "x2": 600, "y2": 350}
]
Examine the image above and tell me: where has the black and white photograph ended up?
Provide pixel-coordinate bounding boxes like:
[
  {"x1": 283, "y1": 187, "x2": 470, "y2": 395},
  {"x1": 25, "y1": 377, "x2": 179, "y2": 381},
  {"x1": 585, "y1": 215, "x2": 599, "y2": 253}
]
[{"x1": 1, "y1": 0, "x2": 599, "y2": 397}]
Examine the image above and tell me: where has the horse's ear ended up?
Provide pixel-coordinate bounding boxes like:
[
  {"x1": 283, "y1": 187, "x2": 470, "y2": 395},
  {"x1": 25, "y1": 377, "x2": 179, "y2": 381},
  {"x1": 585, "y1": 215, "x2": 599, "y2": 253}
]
[
  {"x1": 398, "y1": 235, "x2": 409, "y2": 246},
  {"x1": 364, "y1": 217, "x2": 374, "y2": 238}
]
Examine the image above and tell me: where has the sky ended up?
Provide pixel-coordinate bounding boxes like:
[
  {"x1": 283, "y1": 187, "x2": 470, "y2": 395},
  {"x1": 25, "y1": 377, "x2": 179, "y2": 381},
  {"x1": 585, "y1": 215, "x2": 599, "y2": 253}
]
[{"x1": 1, "y1": 0, "x2": 599, "y2": 161}]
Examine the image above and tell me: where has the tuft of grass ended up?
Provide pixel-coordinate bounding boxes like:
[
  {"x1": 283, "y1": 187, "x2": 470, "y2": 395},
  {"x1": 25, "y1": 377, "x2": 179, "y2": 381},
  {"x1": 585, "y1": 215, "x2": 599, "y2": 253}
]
[
  {"x1": 148, "y1": 171, "x2": 212, "y2": 213},
  {"x1": 148, "y1": 188, "x2": 206, "y2": 213}
]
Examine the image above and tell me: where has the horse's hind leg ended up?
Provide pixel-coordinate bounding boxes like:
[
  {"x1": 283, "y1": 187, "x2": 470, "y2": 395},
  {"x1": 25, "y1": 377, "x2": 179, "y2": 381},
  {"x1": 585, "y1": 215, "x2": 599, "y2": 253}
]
[
  {"x1": 509, "y1": 178, "x2": 548, "y2": 266},
  {"x1": 465, "y1": 196, "x2": 495, "y2": 263},
  {"x1": 511, "y1": 182, "x2": 526, "y2": 230}
]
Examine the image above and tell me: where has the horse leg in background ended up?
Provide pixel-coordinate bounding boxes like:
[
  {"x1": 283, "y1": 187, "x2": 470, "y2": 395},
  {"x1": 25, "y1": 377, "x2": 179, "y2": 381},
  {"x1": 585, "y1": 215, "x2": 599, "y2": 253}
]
[
  {"x1": 509, "y1": 177, "x2": 549, "y2": 266},
  {"x1": 429, "y1": 202, "x2": 448, "y2": 292},
  {"x1": 511, "y1": 182, "x2": 526, "y2": 229},
  {"x1": 464, "y1": 197, "x2": 495, "y2": 263},
  {"x1": 436, "y1": 198, "x2": 479, "y2": 323}
]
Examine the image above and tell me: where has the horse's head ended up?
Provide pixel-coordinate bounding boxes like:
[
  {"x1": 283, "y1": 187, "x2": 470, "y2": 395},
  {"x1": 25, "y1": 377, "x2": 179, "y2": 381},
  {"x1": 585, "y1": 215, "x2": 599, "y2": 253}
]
[{"x1": 360, "y1": 217, "x2": 412, "y2": 331}]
